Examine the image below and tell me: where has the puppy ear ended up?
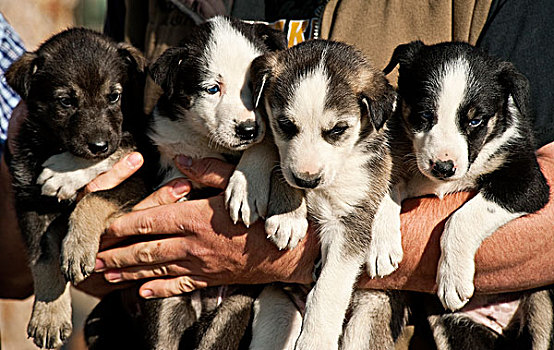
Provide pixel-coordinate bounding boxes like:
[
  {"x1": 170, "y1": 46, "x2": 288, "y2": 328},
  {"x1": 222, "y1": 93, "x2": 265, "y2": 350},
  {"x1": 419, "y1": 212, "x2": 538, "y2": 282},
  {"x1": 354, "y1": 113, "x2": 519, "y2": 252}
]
[
  {"x1": 149, "y1": 47, "x2": 186, "y2": 99},
  {"x1": 253, "y1": 23, "x2": 288, "y2": 51},
  {"x1": 498, "y1": 61, "x2": 530, "y2": 117},
  {"x1": 360, "y1": 75, "x2": 397, "y2": 130},
  {"x1": 250, "y1": 52, "x2": 277, "y2": 109},
  {"x1": 5, "y1": 52, "x2": 39, "y2": 99},
  {"x1": 383, "y1": 40, "x2": 425, "y2": 75},
  {"x1": 117, "y1": 42, "x2": 147, "y2": 74}
]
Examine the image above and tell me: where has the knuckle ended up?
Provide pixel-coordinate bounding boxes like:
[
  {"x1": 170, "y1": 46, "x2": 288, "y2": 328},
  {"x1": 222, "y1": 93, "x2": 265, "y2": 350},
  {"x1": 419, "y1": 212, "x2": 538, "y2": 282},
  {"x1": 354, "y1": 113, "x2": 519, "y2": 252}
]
[
  {"x1": 152, "y1": 265, "x2": 169, "y2": 277},
  {"x1": 134, "y1": 245, "x2": 155, "y2": 264},
  {"x1": 176, "y1": 276, "x2": 193, "y2": 293},
  {"x1": 136, "y1": 215, "x2": 155, "y2": 234}
]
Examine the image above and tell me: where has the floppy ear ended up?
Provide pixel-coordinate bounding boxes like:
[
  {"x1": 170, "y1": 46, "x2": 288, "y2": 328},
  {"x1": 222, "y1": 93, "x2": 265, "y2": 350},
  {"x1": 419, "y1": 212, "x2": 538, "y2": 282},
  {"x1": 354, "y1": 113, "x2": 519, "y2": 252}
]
[
  {"x1": 118, "y1": 42, "x2": 147, "y2": 74},
  {"x1": 383, "y1": 40, "x2": 425, "y2": 75},
  {"x1": 5, "y1": 52, "x2": 39, "y2": 99},
  {"x1": 360, "y1": 75, "x2": 397, "y2": 130},
  {"x1": 253, "y1": 23, "x2": 288, "y2": 51},
  {"x1": 497, "y1": 61, "x2": 530, "y2": 117},
  {"x1": 250, "y1": 52, "x2": 277, "y2": 109},
  {"x1": 148, "y1": 47, "x2": 186, "y2": 99}
]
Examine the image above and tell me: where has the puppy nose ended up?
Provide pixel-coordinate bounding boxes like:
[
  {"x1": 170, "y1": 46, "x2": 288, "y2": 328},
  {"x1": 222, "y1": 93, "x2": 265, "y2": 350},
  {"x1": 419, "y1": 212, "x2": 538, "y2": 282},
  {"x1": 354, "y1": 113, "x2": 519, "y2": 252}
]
[
  {"x1": 292, "y1": 173, "x2": 321, "y2": 189},
  {"x1": 235, "y1": 121, "x2": 258, "y2": 141},
  {"x1": 88, "y1": 141, "x2": 109, "y2": 155},
  {"x1": 431, "y1": 160, "x2": 456, "y2": 179}
]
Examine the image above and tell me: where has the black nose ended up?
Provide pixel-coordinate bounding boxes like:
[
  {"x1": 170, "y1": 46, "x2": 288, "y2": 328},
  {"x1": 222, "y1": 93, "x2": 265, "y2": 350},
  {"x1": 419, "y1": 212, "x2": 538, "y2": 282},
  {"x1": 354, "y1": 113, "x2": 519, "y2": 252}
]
[
  {"x1": 431, "y1": 160, "x2": 456, "y2": 178},
  {"x1": 292, "y1": 173, "x2": 321, "y2": 189},
  {"x1": 88, "y1": 141, "x2": 109, "y2": 155},
  {"x1": 236, "y1": 121, "x2": 258, "y2": 141}
]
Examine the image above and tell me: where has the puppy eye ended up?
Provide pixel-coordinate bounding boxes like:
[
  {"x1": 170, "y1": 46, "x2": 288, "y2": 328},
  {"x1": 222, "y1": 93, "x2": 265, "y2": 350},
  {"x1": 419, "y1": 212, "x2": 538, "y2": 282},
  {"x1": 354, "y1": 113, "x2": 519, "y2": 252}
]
[
  {"x1": 323, "y1": 123, "x2": 349, "y2": 142},
  {"x1": 108, "y1": 92, "x2": 121, "y2": 104},
  {"x1": 206, "y1": 84, "x2": 220, "y2": 95},
  {"x1": 277, "y1": 116, "x2": 298, "y2": 138},
  {"x1": 468, "y1": 118, "x2": 483, "y2": 127},
  {"x1": 59, "y1": 97, "x2": 73, "y2": 108},
  {"x1": 420, "y1": 110, "x2": 434, "y2": 120}
]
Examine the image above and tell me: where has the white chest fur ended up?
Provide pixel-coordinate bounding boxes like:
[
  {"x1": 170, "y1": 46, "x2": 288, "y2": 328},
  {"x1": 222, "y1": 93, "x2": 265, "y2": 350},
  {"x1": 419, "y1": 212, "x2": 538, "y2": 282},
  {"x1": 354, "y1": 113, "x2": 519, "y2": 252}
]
[{"x1": 148, "y1": 110, "x2": 239, "y2": 185}]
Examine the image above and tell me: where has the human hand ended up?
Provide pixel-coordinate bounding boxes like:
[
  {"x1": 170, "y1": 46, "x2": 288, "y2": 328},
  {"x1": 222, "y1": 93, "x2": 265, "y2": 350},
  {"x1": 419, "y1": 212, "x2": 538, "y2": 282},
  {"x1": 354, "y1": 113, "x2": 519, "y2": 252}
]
[
  {"x1": 74, "y1": 152, "x2": 193, "y2": 298},
  {"x1": 95, "y1": 156, "x2": 318, "y2": 299}
]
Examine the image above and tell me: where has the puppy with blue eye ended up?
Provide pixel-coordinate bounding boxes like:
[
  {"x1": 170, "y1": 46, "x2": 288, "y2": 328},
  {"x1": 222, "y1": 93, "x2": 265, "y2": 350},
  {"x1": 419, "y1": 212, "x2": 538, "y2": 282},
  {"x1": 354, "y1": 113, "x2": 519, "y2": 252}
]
[{"x1": 343, "y1": 41, "x2": 552, "y2": 350}]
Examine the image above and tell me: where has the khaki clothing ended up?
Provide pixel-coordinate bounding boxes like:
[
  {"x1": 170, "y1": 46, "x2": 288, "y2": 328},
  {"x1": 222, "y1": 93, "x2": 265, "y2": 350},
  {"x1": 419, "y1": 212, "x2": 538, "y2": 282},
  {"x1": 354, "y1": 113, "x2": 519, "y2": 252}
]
[{"x1": 321, "y1": 0, "x2": 491, "y2": 82}]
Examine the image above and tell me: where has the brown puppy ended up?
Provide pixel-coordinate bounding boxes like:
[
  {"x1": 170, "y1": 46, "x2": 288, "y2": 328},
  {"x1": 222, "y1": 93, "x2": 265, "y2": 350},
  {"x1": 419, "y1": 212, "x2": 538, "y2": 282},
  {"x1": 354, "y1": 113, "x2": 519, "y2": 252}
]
[{"x1": 6, "y1": 28, "x2": 146, "y2": 349}]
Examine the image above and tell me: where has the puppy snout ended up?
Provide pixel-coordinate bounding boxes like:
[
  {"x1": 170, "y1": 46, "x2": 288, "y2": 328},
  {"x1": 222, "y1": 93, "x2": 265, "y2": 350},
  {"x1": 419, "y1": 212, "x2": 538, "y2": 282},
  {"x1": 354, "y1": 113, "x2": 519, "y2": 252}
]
[
  {"x1": 430, "y1": 159, "x2": 456, "y2": 179},
  {"x1": 87, "y1": 140, "x2": 109, "y2": 155},
  {"x1": 235, "y1": 120, "x2": 258, "y2": 141},
  {"x1": 292, "y1": 172, "x2": 321, "y2": 189}
]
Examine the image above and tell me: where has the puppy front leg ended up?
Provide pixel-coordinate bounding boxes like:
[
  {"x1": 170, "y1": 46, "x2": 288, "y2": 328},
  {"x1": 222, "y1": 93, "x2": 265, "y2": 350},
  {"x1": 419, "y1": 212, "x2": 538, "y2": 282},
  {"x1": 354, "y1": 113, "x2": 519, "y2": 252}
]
[
  {"x1": 295, "y1": 228, "x2": 363, "y2": 350},
  {"x1": 61, "y1": 177, "x2": 146, "y2": 284},
  {"x1": 366, "y1": 189, "x2": 403, "y2": 278},
  {"x1": 437, "y1": 192, "x2": 523, "y2": 311},
  {"x1": 265, "y1": 167, "x2": 308, "y2": 250},
  {"x1": 38, "y1": 148, "x2": 129, "y2": 201},
  {"x1": 225, "y1": 138, "x2": 278, "y2": 227},
  {"x1": 28, "y1": 218, "x2": 73, "y2": 349}
]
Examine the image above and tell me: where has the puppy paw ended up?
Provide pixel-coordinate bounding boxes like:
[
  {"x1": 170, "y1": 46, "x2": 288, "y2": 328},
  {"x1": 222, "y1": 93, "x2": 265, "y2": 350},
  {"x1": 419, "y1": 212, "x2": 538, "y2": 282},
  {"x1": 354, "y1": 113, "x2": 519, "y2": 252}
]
[
  {"x1": 365, "y1": 227, "x2": 403, "y2": 278},
  {"x1": 265, "y1": 212, "x2": 308, "y2": 250},
  {"x1": 38, "y1": 153, "x2": 96, "y2": 201},
  {"x1": 60, "y1": 228, "x2": 99, "y2": 284},
  {"x1": 38, "y1": 152, "x2": 119, "y2": 201},
  {"x1": 28, "y1": 300, "x2": 72, "y2": 349},
  {"x1": 436, "y1": 257, "x2": 475, "y2": 311},
  {"x1": 225, "y1": 168, "x2": 269, "y2": 227},
  {"x1": 38, "y1": 166, "x2": 89, "y2": 201}
]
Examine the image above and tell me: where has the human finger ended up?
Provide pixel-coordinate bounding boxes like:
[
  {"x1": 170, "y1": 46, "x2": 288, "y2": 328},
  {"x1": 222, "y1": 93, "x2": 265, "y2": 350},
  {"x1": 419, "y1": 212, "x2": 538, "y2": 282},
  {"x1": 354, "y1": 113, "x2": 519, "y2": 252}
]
[
  {"x1": 132, "y1": 178, "x2": 191, "y2": 211},
  {"x1": 102, "y1": 263, "x2": 194, "y2": 283},
  {"x1": 95, "y1": 237, "x2": 188, "y2": 271},
  {"x1": 83, "y1": 152, "x2": 143, "y2": 195},
  {"x1": 139, "y1": 276, "x2": 208, "y2": 298},
  {"x1": 105, "y1": 195, "x2": 224, "y2": 238},
  {"x1": 174, "y1": 155, "x2": 235, "y2": 190}
]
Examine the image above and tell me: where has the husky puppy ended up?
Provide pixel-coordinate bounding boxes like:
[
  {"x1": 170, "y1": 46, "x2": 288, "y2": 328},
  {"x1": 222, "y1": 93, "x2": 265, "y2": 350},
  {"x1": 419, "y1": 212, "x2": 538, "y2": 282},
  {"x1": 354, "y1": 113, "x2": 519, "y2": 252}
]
[
  {"x1": 5, "y1": 28, "x2": 146, "y2": 349},
  {"x1": 85, "y1": 16, "x2": 299, "y2": 350},
  {"x1": 149, "y1": 16, "x2": 287, "y2": 225},
  {"x1": 250, "y1": 39, "x2": 397, "y2": 350},
  {"x1": 346, "y1": 41, "x2": 552, "y2": 350}
]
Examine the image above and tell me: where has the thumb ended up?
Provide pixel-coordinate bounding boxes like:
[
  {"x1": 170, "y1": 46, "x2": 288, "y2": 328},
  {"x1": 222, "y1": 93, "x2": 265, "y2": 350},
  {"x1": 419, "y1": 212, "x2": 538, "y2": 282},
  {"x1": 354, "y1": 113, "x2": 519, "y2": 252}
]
[{"x1": 174, "y1": 155, "x2": 235, "y2": 190}]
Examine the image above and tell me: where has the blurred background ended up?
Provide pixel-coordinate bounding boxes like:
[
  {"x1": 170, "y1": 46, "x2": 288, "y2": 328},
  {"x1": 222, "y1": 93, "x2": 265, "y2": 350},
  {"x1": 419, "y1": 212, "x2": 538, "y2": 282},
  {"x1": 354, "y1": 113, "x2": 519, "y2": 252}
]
[{"x1": 0, "y1": 2, "x2": 108, "y2": 349}]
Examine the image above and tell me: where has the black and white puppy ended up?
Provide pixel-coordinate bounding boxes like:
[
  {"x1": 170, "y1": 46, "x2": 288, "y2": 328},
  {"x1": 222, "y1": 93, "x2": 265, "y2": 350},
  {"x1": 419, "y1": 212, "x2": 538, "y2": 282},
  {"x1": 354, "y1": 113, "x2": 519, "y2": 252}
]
[
  {"x1": 149, "y1": 16, "x2": 285, "y2": 225},
  {"x1": 250, "y1": 39, "x2": 397, "y2": 350},
  {"x1": 5, "y1": 28, "x2": 146, "y2": 349},
  {"x1": 350, "y1": 41, "x2": 552, "y2": 350},
  {"x1": 383, "y1": 40, "x2": 549, "y2": 311}
]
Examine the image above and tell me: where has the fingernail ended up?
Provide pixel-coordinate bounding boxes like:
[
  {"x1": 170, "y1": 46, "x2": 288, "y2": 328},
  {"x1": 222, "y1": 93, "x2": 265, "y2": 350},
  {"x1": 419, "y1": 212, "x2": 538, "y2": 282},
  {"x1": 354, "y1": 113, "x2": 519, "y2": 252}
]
[
  {"x1": 95, "y1": 258, "x2": 105, "y2": 272},
  {"x1": 141, "y1": 289, "x2": 154, "y2": 299},
  {"x1": 176, "y1": 155, "x2": 192, "y2": 169},
  {"x1": 104, "y1": 270, "x2": 122, "y2": 282},
  {"x1": 126, "y1": 153, "x2": 142, "y2": 168},
  {"x1": 172, "y1": 180, "x2": 189, "y2": 196}
]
